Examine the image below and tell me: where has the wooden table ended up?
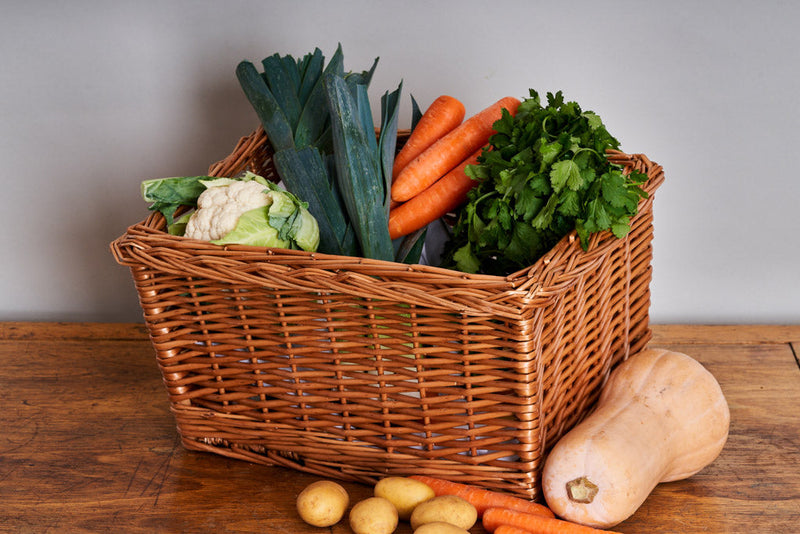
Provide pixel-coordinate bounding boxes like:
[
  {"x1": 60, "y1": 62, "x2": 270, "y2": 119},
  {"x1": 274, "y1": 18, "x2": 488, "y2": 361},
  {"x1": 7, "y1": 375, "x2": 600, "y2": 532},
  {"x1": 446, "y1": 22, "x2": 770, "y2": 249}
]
[{"x1": 1, "y1": 322, "x2": 798, "y2": 533}]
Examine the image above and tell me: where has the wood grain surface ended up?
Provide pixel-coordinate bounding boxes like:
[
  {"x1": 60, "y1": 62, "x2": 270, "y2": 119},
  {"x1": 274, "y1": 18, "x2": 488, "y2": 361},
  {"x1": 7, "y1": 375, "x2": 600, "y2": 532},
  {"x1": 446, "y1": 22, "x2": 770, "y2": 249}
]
[{"x1": 1, "y1": 322, "x2": 798, "y2": 533}]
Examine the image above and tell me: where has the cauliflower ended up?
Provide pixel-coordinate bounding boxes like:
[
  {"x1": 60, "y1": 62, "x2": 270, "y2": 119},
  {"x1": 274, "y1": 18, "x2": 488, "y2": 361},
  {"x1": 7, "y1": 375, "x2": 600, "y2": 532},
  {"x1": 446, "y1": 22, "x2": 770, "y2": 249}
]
[
  {"x1": 175, "y1": 173, "x2": 319, "y2": 252},
  {"x1": 184, "y1": 180, "x2": 271, "y2": 241}
]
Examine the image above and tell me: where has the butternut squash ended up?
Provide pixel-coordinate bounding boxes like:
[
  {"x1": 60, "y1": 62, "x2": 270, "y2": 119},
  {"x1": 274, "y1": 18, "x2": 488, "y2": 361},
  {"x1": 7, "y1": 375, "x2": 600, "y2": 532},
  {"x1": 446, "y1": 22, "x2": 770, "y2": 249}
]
[{"x1": 542, "y1": 348, "x2": 730, "y2": 528}]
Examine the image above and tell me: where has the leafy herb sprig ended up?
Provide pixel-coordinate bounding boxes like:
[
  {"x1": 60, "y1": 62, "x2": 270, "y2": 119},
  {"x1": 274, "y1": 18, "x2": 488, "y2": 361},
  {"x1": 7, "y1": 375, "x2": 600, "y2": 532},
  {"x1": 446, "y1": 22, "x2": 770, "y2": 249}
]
[{"x1": 443, "y1": 90, "x2": 649, "y2": 275}]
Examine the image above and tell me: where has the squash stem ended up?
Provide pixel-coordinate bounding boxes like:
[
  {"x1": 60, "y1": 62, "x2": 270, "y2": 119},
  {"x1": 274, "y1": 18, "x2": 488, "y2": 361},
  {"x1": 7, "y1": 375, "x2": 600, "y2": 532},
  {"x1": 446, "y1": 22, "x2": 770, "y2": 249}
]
[{"x1": 566, "y1": 477, "x2": 599, "y2": 503}]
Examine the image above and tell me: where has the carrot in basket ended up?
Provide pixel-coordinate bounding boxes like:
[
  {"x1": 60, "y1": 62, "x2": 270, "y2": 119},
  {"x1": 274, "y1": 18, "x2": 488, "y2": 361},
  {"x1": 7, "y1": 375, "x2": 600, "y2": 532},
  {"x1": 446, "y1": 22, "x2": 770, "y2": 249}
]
[
  {"x1": 409, "y1": 475, "x2": 554, "y2": 519},
  {"x1": 391, "y1": 96, "x2": 521, "y2": 202},
  {"x1": 392, "y1": 95, "x2": 466, "y2": 179},
  {"x1": 388, "y1": 147, "x2": 482, "y2": 239},
  {"x1": 483, "y1": 507, "x2": 621, "y2": 534}
]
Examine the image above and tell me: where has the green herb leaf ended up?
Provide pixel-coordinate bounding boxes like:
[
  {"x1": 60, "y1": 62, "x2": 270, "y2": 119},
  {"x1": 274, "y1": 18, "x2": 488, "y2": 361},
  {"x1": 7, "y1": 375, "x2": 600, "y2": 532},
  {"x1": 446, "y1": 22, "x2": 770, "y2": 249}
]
[
  {"x1": 444, "y1": 89, "x2": 649, "y2": 275},
  {"x1": 452, "y1": 243, "x2": 480, "y2": 274},
  {"x1": 550, "y1": 160, "x2": 580, "y2": 193}
]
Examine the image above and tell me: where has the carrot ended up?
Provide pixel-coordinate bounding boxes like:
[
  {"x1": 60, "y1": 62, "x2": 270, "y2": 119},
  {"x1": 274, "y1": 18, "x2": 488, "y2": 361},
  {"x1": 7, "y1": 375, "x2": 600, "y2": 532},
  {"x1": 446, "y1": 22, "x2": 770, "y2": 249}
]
[
  {"x1": 494, "y1": 526, "x2": 594, "y2": 534},
  {"x1": 391, "y1": 96, "x2": 521, "y2": 202},
  {"x1": 388, "y1": 148, "x2": 482, "y2": 239},
  {"x1": 483, "y1": 507, "x2": 621, "y2": 534},
  {"x1": 392, "y1": 95, "x2": 466, "y2": 179},
  {"x1": 494, "y1": 527, "x2": 542, "y2": 534},
  {"x1": 408, "y1": 475, "x2": 554, "y2": 519}
]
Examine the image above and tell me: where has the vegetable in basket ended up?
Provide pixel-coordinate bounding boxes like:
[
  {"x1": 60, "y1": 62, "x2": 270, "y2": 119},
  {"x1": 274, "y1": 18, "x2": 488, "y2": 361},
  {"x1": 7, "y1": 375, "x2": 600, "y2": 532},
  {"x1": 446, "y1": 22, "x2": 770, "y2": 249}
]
[
  {"x1": 236, "y1": 44, "x2": 416, "y2": 263},
  {"x1": 141, "y1": 171, "x2": 319, "y2": 251},
  {"x1": 442, "y1": 90, "x2": 649, "y2": 276},
  {"x1": 390, "y1": 96, "x2": 521, "y2": 203},
  {"x1": 387, "y1": 95, "x2": 522, "y2": 240},
  {"x1": 391, "y1": 94, "x2": 466, "y2": 180}
]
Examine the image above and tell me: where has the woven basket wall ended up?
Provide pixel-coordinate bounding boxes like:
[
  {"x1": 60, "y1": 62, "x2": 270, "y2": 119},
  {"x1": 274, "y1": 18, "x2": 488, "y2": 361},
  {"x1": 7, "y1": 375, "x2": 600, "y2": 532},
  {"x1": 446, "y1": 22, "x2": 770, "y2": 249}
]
[{"x1": 111, "y1": 126, "x2": 664, "y2": 500}]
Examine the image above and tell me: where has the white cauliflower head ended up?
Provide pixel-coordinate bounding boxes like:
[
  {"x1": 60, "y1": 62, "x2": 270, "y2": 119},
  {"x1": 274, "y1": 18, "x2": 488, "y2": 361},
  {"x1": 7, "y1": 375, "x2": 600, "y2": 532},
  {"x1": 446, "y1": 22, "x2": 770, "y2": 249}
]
[{"x1": 184, "y1": 180, "x2": 271, "y2": 242}]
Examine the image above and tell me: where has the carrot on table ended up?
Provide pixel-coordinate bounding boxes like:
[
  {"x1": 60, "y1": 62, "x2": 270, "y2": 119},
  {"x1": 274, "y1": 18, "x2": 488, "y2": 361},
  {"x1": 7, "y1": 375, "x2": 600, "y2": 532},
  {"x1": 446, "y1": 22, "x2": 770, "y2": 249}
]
[
  {"x1": 388, "y1": 148, "x2": 482, "y2": 240},
  {"x1": 482, "y1": 507, "x2": 621, "y2": 534},
  {"x1": 408, "y1": 475, "x2": 554, "y2": 519},
  {"x1": 493, "y1": 526, "x2": 550, "y2": 534},
  {"x1": 494, "y1": 526, "x2": 542, "y2": 534},
  {"x1": 391, "y1": 96, "x2": 521, "y2": 203},
  {"x1": 392, "y1": 95, "x2": 466, "y2": 179}
]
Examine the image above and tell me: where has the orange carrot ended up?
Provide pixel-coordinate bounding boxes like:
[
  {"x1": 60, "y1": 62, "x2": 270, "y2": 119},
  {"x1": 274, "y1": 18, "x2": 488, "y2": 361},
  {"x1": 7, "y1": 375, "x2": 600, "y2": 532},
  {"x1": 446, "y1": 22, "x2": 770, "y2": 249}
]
[
  {"x1": 409, "y1": 475, "x2": 554, "y2": 519},
  {"x1": 495, "y1": 526, "x2": 594, "y2": 534},
  {"x1": 388, "y1": 148, "x2": 482, "y2": 239},
  {"x1": 483, "y1": 507, "x2": 621, "y2": 534},
  {"x1": 391, "y1": 96, "x2": 521, "y2": 202},
  {"x1": 392, "y1": 95, "x2": 466, "y2": 179},
  {"x1": 494, "y1": 525, "x2": 534, "y2": 534},
  {"x1": 494, "y1": 527, "x2": 542, "y2": 534}
]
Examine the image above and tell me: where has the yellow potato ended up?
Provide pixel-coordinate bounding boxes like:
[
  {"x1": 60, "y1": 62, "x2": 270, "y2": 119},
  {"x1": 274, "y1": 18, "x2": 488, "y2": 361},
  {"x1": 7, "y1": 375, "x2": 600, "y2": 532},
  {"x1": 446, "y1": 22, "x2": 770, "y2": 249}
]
[
  {"x1": 409, "y1": 495, "x2": 478, "y2": 531},
  {"x1": 413, "y1": 521, "x2": 471, "y2": 534},
  {"x1": 374, "y1": 476, "x2": 436, "y2": 520},
  {"x1": 349, "y1": 496, "x2": 399, "y2": 534},
  {"x1": 295, "y1": 480, "x2": 349, "y2": 527}
]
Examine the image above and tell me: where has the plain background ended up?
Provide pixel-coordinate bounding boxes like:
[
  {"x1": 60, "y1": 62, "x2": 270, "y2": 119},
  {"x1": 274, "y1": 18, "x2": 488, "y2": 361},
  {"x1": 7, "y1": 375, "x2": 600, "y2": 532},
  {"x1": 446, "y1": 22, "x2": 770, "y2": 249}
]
[{"x1": 1, "y1": 0, "x2": 797, "y2": 324}]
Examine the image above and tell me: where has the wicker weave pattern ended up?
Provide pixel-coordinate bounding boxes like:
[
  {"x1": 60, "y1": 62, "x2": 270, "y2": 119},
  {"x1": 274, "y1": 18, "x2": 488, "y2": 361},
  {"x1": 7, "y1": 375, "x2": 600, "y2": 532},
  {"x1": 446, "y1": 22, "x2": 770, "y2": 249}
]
[{"x1": 111, "y1": 127, "x2": 664, "y2": 499}]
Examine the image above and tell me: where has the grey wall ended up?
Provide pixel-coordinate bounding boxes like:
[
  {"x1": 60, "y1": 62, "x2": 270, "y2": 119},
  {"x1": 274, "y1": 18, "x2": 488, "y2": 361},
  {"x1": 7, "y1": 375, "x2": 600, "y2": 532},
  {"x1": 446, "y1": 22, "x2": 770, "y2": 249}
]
[{"x1": 2, "y1": 1, "x2": 798, "y2": 324}]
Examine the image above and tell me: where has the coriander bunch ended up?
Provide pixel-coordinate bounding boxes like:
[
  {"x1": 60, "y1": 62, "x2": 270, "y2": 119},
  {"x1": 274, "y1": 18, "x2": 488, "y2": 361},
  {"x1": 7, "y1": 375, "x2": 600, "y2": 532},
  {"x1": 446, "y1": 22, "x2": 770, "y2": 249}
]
[{"x1": 443, "y1": 90, "x2": 648, "y2": 276}]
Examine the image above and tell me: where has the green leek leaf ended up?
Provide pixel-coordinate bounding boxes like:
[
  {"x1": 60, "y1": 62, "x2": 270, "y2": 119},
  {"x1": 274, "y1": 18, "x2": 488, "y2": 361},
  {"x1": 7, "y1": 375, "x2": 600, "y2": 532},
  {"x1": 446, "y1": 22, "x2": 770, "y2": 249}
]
[
  {"x1": 356, "y1": 84, "x2": 378, "y2": 156},
  {"x1": 344, "y1": 56, "x2": 379, "y2": 93},
  {"x1": 297, "y1": 48, "x2": 324, "y2": 107},
  {"x1": 280, "y1": 54, "x2": 301, "y2": 97},
  {"x1": 394, "y1": 228, "x2": 426, "y2": 265},
  {"x1": 324, "y1": 72, "x2": 393, "y2": 261},
  {"x1": 272, "y1": 146, "x2": 358, "y2": 256},
  {"x1": 236, "y1": 60, "x2": 294, "y2": 151},
  {"x1": 410, "y1": 94, "x2": 423, "y2": 129},
  {"x1": 379, "y1": 81, "x2": 403, "y2": 215},
  {"x1": 294, "y1": 44, "x2": 344, "y2": 149},
  {"x1": 261, "y1": 53, "x2": 302, "y2": 130}
]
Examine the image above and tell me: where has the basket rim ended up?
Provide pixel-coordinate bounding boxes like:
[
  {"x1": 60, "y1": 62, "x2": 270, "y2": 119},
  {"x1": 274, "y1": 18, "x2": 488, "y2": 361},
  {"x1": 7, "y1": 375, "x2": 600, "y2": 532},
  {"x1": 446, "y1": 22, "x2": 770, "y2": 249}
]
[{"x1": 112, "y1": 147, "x2": 663, "y2": 286}]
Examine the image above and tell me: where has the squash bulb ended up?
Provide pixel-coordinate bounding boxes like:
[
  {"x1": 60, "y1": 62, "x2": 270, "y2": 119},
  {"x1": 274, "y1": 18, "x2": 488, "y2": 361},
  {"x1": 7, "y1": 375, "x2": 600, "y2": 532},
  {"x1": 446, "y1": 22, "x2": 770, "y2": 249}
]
[{"x1": 542, "y1": 348, "x2": 730, "y2": 528}]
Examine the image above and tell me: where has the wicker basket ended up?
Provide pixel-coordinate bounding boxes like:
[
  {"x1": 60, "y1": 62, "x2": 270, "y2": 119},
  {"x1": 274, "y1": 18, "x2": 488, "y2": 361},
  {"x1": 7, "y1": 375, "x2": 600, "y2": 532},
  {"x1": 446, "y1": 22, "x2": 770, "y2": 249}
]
[{"x1": 111, "y1": 126, "x2": 664, "y2": 500}]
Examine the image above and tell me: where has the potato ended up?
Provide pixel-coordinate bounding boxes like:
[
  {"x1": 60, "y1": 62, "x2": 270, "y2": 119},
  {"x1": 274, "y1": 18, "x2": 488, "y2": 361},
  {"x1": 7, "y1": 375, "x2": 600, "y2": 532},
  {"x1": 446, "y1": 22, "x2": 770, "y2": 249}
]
[
  {"x1": 374, "y1": 476, "x2": 435, "y2": 520},
  {"x1": 349, "y1": 496, "x2": 398, "y2": 534},
  {"x1": 409, "y1": 495, "x2": 478, "y2": 531},
  {"x1": 413, "y1": 521, "x2": 471, "y2": 534},
  {"x1": 295, "y1": 480, "x2": 349, "y2": 527}
]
